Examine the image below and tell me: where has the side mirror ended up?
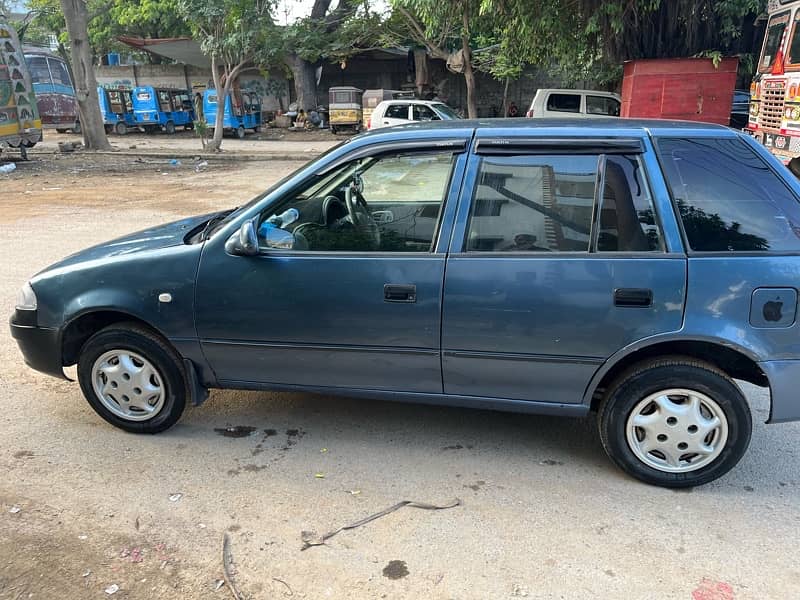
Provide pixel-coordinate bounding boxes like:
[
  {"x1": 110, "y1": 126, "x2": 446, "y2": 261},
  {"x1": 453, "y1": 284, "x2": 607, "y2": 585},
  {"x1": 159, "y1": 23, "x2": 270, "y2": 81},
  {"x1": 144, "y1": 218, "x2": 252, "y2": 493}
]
[
  {"x1": 225, "y1": 219, "x2": 259, "y2": 256},
  {"x1": 262, "y1": 225, "x2": 296, "y2": 250}
]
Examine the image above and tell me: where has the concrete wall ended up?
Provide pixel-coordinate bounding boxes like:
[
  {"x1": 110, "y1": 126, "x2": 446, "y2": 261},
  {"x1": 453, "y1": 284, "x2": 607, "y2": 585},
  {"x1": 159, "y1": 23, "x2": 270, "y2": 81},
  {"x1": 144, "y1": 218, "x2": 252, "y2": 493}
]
[{"x1": 95, "y1": 64, "x2": 291, "y2": 113}]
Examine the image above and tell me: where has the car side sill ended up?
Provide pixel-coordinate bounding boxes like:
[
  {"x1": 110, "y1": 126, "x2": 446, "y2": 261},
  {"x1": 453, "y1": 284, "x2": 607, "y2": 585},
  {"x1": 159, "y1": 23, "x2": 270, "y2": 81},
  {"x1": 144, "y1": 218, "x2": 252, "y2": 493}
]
[{"x1": 215, "y1": 380, "x2": 590, "y2": 418}]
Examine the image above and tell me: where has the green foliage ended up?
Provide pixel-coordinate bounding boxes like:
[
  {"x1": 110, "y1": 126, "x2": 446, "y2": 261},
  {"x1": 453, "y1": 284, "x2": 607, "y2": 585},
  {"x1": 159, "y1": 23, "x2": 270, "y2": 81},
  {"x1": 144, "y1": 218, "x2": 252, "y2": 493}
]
[
  {"x1": 281, "y1": 1, "x2": 387, "y2": 66},
  {"x1": 177, "y1": 0, "x2": 280, "y2": 70},
  {"x1": 25, "y1": 0, "x2": 191, "y2": 58},
  {"x1": 482, "y1": 0, "x2": 766, "y2": 86}
]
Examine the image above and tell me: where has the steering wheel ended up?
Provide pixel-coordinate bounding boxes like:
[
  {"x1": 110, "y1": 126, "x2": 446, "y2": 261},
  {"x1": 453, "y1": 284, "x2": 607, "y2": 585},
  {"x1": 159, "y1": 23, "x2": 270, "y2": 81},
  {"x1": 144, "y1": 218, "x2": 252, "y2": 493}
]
[{"x1": 344, "y1": 180, "x2": 381, "y2": 249}]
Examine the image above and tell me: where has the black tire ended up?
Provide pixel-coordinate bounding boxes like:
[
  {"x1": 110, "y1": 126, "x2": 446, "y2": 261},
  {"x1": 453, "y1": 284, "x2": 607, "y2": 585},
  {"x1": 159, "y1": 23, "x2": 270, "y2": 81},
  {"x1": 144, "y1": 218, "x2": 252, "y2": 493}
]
[
  {"x1": 115, "y1": 122, "x2": 128, "y2": 136},
  {"x1": 77, "y1": 323, "x2": 187, "y2": 433},
  {"x1": 598, "y1": 356, "x2": 752, "y2": 488},
  {"x1": 105, "y1": 124, "x2": 113, "y2": 134},
  {"x1": 236, "y1": 125, "x2": 245, "y2": 139},
  {"x1": 165, "y1": 120, "x2": 176, "y2": 135},
  {"x1": 72, "y1": 121, "x2": 81, "y2": 134}
]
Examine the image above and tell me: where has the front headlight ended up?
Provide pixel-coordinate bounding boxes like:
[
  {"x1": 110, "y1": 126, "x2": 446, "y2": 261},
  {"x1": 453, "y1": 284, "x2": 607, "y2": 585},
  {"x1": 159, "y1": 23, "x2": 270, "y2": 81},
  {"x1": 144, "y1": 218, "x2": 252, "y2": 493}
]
[{"x1": 16, "y1": 282, "x2": 37, "y2": 311}]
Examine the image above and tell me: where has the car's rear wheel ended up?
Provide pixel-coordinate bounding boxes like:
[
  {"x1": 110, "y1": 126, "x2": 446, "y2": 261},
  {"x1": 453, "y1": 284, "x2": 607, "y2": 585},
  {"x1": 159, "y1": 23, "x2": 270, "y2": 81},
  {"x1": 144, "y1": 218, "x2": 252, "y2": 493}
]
[
  {"x1": 77, "y1": 323, "x2": 187, "y2": 433},
  {"x1": 164, "y1": 120, "x2": 176, "y2": 135},
  {"x1": 598, "y1": 357, "x2": 752, "y2": 488},
  {"x1": 115, "y1": 122, "x2": 128, "y2": 135},
  {"x1": 236, "y1": 125, "x2": 245, "y2": 139}
]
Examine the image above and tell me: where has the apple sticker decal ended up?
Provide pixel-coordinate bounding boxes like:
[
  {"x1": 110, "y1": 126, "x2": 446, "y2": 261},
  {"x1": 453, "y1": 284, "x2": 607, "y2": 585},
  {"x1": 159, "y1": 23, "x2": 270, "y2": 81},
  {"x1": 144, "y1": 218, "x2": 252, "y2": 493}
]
[{"x1": 763, "y1": 298, "x2": 784, "y2": 322}]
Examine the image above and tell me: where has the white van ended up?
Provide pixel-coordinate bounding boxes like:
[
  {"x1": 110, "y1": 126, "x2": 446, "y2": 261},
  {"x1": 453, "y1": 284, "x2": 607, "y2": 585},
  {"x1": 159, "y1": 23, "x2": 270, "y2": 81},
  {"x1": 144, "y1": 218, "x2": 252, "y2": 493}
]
[{"x1": 526, "y1": 89, "x2": 621, "y2": 118}]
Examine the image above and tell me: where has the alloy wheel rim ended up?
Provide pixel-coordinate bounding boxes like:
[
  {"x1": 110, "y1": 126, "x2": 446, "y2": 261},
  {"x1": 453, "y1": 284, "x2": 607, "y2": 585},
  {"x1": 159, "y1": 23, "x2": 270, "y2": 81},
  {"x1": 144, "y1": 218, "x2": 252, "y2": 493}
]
[
  {"x1": 91, "y1": 350, "x2": 166, "y2": 422},
  {"x1": 625, "y1": 388, "x2": 729, "y2": 473}
]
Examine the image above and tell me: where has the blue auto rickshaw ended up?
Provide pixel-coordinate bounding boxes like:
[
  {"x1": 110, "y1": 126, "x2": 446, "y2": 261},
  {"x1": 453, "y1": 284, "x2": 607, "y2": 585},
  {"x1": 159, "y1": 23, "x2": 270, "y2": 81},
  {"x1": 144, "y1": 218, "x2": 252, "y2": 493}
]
[
  {"x1": 203, "y1": 88, "x2": 262, "y2": 139},
  {"x1": 132, "y1": 86, "x2": 194, "y2": 134},
  {"x1": 97, "y1": 86, "x2": 136, "y2": 135}
]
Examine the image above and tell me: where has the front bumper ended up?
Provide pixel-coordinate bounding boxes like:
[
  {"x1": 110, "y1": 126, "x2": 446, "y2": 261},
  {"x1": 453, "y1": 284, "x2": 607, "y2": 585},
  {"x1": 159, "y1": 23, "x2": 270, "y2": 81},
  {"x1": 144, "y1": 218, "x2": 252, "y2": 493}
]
[
  {"x1": 759, "y1": 360, "x2": 800, "y2": 423},
  {"x1": 9, "y1": 310, "x2": 65, "y2": 379}
]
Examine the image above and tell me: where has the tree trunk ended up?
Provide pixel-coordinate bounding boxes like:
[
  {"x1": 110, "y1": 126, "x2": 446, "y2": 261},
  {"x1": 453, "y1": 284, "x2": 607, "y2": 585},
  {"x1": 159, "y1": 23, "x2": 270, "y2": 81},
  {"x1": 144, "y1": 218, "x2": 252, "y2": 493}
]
[
  {"x1": 461, "y1": 9, "x2": 477, "y2": 119},
  {"x1": 59, "y1": 0, "x2": 111, "y2": 150},
  {"x1": 287, "y1": 54, "x2": 318, "y2": 112},
  {"x1": 207, "y1": 56, "x2": 226, "y2": 152},
  {"x1": 501, "y1": 78, "x2": 510, "y2": 118}
]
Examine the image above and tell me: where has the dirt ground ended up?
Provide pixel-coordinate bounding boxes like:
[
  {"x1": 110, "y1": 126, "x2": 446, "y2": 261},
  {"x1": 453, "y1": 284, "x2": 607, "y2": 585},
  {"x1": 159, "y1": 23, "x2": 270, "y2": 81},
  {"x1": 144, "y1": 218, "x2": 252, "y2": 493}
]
[{"x1": 1, "y1": 150, "x2": 799, "y2": 600}]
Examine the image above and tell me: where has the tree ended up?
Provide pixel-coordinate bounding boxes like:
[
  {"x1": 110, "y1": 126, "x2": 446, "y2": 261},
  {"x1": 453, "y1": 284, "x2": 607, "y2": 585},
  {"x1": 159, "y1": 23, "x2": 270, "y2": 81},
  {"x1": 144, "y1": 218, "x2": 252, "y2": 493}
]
[
  {"x1": 59, "y1": 0, "x2": 111, "y2": 149},
  {"x1": 178, "y1": 0, "x2": 277, "y2": 151},
  {"x1": 485, "y1": 0, "x2": 766, "y2": 86},
  {"x1": 390, "y1": 0, "x2": 494, "y2": 118},
  {"x1": 26, "y1": 0, "x2": 191, "y2": 63},
  {"x1": 95, "y1": 0, "x2": 191, "y2": 62},
  {"x1": 283, "y1": 0, "x2": 361, "y2": 112}
]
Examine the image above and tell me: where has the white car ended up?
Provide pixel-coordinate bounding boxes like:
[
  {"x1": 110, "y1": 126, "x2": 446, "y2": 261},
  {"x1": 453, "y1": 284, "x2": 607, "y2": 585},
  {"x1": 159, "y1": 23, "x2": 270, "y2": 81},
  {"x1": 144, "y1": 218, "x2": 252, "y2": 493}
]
[
  {"x1": 526, "y1": 89, "x2": 621, "y2": 118},
  {"x1": 367, "y1": 99, "x2": 460, "y2": 130}
]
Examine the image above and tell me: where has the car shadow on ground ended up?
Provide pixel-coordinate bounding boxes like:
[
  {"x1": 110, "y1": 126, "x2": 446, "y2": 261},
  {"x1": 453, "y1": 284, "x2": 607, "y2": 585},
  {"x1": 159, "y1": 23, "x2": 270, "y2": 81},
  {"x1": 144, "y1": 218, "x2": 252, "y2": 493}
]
[{"x1": 177, "y1": 388, "x2": 616, "y2": 474}]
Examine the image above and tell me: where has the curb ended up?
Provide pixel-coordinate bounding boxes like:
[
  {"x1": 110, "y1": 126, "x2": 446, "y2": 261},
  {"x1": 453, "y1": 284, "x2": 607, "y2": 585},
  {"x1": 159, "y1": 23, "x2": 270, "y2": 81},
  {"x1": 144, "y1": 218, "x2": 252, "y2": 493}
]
[{"x1": 30, "y1": 149, "x2": 325, "y2": 162}]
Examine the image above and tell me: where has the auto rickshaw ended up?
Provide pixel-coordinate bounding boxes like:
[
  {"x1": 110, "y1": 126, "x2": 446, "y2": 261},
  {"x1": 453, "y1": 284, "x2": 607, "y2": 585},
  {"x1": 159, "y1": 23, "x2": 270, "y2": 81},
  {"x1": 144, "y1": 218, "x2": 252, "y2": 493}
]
[
  {"x1": 203, "y1": 88, "x2": 262, "y2": 138},
  {"x1": 132, "y1": 86, "x2": 194, "y2": 134},
  {"x1": 0, "y1": 18, "x2": 42, "y2": 160},
  {"x1": 98, "y1": 85, "x2": 136, "y2": 135},
  {"x1": 329, "y1": 86, "x2": 362, "y2": 134}
]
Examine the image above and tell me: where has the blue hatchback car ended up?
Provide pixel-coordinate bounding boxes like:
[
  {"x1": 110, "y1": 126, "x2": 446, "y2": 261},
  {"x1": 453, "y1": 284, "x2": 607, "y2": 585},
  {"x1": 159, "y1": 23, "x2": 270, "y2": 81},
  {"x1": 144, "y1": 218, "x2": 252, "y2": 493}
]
[{"x1": 11, "y1": 119, "x2": 800, "y2": 487}]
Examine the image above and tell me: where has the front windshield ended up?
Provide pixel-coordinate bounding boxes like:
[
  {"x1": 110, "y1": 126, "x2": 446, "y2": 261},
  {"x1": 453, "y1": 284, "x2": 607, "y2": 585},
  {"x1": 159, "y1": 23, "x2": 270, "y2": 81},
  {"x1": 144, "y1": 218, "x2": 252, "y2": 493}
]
[
  {"x1": 432, "y1": 103, "x2": 459, "y2": 120},
  {"x1": 789, "y1": 12, "x2": 800, "y2": 65},
  {"x1": 760, "y1": 11, "x2": 790, "y2": 73}
]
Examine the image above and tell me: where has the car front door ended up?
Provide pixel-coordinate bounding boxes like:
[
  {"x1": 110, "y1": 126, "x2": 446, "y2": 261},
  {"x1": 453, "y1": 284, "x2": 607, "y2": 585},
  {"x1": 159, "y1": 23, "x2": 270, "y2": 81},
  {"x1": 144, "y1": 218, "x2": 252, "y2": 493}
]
[
  {"x1": 195, "y1": 141, "x2": 468, "y2": 393},
  {"x1": 441, "y1": 136, "x2": 687, "y2": 405}
]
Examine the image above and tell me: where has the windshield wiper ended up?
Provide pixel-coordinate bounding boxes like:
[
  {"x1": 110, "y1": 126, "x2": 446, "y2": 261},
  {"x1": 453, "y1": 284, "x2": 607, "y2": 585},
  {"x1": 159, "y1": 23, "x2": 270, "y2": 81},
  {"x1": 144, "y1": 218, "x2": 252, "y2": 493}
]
[{"x1": 200, "y1": 209, "x2": 236, "y2": 241}]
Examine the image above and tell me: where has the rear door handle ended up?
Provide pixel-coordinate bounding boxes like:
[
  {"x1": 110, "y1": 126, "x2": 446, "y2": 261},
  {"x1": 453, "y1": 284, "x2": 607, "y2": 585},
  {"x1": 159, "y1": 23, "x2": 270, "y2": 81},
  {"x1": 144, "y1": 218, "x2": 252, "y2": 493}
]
[
  {"x1": 614, "y1": 288, "x2": 653, "y2": 307},
  {"x1": 384, "y1": 284, "x2": 416, "y2": 303}
]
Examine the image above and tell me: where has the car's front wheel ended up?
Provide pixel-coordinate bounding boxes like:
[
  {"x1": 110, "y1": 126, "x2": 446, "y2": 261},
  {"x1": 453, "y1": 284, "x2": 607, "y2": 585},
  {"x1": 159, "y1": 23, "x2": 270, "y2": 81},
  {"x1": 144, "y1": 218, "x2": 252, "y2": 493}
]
[
  {"x1": 77, "y1": 323, "x2": 187, "y2": 433},
  {"x1": 598, "y1": 357, "x2": 752, "y2": 488}
]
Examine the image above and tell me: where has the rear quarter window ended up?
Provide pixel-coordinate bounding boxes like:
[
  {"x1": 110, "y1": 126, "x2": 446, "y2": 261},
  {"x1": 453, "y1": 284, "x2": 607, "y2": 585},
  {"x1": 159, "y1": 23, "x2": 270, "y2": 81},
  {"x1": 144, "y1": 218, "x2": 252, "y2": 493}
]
[
  {"x1": 657, "y1": 137, "x2": 800, "y2": 252},
  {"x1": 546, "y1": 93, "x2": 581, "y2": 113}
]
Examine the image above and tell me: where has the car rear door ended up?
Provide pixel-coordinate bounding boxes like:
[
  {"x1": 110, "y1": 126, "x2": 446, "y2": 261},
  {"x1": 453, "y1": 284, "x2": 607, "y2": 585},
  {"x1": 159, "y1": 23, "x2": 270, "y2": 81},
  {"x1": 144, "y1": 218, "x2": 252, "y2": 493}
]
[{"x1": 441, "y1": 132, "x2": 687, "y2": 406}]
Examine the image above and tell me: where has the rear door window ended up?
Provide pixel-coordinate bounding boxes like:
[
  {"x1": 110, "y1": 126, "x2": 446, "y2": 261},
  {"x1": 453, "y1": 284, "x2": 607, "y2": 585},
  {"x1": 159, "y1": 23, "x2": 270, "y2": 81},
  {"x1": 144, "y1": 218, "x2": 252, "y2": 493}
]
[
  {"x1": 598, "y1": 155, "x2": 663, "y2": 251},
  {"x1": 657, "y1": 137, "x2": 800, "y2": 252},
  {"x1": 384, "y1": 104, "x2": 409, "y2": 119},
  {"x1": 466, "y1": 155, "x2": 597, "y2": 252},
  {"x1": 546, "y1": 93, "x2": 581, "y2": 113}
]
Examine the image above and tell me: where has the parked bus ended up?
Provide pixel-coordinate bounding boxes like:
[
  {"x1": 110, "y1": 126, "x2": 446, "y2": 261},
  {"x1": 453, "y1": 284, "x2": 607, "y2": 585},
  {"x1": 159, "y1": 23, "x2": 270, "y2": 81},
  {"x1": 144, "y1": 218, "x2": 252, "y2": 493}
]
[
  {"x1": 98, "y1": 85, "x2": 135, "y2": 135},
  {"x1": 0, "y1": 18, "x2": 41, "y2": 159},
  {"x1": 23, "y1": 47, "x2": 79, "y2": 133},
  {"x1": 132, "y1": 86, "x2": 194, "y2": 134}
]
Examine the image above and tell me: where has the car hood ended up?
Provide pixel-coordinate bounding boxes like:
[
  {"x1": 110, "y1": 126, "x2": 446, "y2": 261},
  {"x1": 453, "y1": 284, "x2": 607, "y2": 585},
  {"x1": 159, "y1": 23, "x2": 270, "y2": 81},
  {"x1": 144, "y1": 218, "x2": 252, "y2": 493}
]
[{"x1": 37, "y1": 211, "x2": 220, "y2": 274}]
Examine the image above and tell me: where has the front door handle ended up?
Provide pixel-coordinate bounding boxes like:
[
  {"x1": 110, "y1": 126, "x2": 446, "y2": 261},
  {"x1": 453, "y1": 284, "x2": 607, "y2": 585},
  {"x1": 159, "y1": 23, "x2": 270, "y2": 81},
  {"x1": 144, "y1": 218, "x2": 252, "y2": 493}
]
[
  {"x1": 614, "y1": 288, "x2": 653, "y2": 307},
  {"x1": 384, "y1": 284, "x2": 416, "y2": 303}
]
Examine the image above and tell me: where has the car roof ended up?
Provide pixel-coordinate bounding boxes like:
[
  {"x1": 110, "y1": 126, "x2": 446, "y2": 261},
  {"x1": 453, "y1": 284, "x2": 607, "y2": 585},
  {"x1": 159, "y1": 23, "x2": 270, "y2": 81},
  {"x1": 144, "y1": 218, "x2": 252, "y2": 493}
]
[
  {"x1": 358, "y1": 117, "x2": 732, "y2": 136},
  {"x1": 535, "y1": 89, "x2": 621, "y2": 97},
  {"x1": 377, "y1": 99, "x2": 449, "y2": 106}
]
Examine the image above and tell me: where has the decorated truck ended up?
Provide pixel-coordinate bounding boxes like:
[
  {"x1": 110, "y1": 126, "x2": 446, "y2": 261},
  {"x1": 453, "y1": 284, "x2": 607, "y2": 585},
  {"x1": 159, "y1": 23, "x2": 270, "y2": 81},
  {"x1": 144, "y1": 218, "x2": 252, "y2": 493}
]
[
  {"x1": 746, "y1": 0, "x2": 800, "y2": 161},
  {"x1": 0, "y1": 17, "x2": 41, "y2": 159}
]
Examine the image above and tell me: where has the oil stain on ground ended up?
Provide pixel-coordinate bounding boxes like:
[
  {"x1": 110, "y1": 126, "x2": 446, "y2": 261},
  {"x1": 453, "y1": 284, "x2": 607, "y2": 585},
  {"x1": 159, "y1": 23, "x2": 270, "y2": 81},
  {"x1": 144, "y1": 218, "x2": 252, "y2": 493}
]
[
  {"x1": 382, "y1": 560, "x2": 409, "y2": 580},
  {"x1": 214, "y1": 426, "x2": 258, "y2": 438}
]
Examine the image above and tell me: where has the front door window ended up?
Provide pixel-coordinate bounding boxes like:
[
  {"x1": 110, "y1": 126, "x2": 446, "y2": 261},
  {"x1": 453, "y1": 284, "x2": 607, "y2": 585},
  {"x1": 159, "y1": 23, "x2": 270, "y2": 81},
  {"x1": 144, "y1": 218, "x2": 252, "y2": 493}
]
[{"x1": 258, "y1": 151, "x2": 456, "y2": 252}]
